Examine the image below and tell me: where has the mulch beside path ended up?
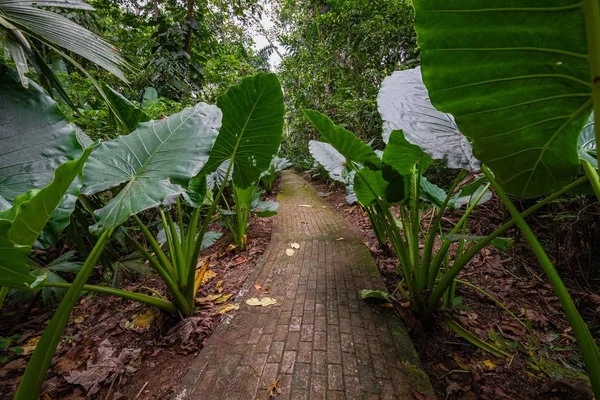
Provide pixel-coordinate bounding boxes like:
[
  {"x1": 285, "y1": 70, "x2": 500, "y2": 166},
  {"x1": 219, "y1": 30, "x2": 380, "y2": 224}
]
[
  {"x1": 0, "y1": 186, "x2": 277, "y2": 399},
  {"x1": 304, "y1": 172, "x2": 597, "y2": 400}
]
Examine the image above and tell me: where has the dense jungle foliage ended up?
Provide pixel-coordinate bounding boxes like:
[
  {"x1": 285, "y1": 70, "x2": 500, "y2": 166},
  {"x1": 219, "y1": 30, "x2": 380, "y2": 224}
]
[{"x1": 1, "y1": 0, "x2": 600, "y2": 399}]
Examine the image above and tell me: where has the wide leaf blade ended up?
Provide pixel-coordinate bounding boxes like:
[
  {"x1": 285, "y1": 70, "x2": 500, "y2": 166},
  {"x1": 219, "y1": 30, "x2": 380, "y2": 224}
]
[
  {"x1": 378, "y1": 67, "x2": 480, "y2": 170},
  {"x1": 414, "y1": 1, "x2": 592, "y2": 198},
  {"x1": 308, "y1": 140, "x2": 351, "y2": 184},
  {"x1": 200, "y1": 73, "x2": 285, "y2": 189},
  {"x1": 81, "y1": 103, "x2": 221, "y2": 234}
]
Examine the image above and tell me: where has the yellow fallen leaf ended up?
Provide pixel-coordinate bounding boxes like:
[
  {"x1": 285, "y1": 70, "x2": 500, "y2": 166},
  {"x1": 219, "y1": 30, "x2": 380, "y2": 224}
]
[
  {"x1": 193, "y1": 259, "x2": 210, "y2": 297},
  {"x1": 200, "y1": 270, "x2": 217, "y2": 285},
  {"x1": 246, "y1": 297, "x2": 278, "y2": 307},
  {"x1": 266, "y1": 378, "x2": 281, "y2": 397},
  {"x1": 215, "y1": 280, "x2": 225, "y2": 293},
  {"x1": 215, "y1": 294, "x2": 233, "y2": 304},
  {"x1": 213, "y1": 304, "x2": 240, "y2": 315},
  {"x1": 219, "y1": 244, "x2": 237, "y2": 258},
  {"x1": 298, "y1": 204, "x2": 312, "y2": 207},
  {"x1": 22, "y1": 336, "x2": 40, "y2": 355},
  {"x1": 290, "y1": 243, "x2": 300, "y2": 249},
  {"x1": 336, "y1": 237, "x2": 344, "y2": 241},
  {"x1": 285, "y1": 249, "x2": 295, "y2": 256},
  {"x1": 483, "y1": 359, "x2": 496, "y2": 370},
  {"x1": 125, "y1": 309, "x2": 158, "y2": 330},
  {"x1": 196, "y1": 294, "x2": 222, "y2": 303},
  {"x1": 73, "y1": 314, "x2": 87, "y2": 324}
]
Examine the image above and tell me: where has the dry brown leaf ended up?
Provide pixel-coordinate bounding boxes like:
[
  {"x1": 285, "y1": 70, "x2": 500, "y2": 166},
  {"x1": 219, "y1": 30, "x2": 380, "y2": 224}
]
[
  {"x1": 336, "y1": 237, "x2": 344, "y2": 241},
  {"x1": 215, "y1": 280, "x2": 225, "y2": 293},
  {"x1": 196, "y1": 294, "x2": 222, "y2": 304},
  {"x1": 219, "y1": 244, "x2": 237, "y2": 258},
  {"x1": 22, "y1": 336, "x2": 40, "y2": 355},
  {"x1": 298, "y1": 204, "x2": 312, "y2": 208},
  {"x1": 483, "y1": 359, "x2": 496, "y2": 370},
  {"x1": 290, "y1": 243, "x2": 300, "y2": 249},
  {"x1": 212, "y1": 304, "x2": 239, "y2": 315},
  {"x1": 285, "y1": 249, "x2": 295, "y2": 256},
  {"x1": 215, "y1": 294, "x2": 233, "y2": 304},
  {"x1": 73, "y1": 314, "x2": 87, "y2": 324},
  {"x1": 254, "y1": 282, "x2": 262, "y2": 290},
  {"x1": 266, "y1": 378, "x2": 281, "y2": 397},
  {"x1": 231, "y1": 256, "x2": 248, "y2": 266}
]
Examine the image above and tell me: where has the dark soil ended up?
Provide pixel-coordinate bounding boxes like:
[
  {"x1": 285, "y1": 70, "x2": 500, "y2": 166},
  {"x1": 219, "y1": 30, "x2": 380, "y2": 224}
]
[
  {"x1": 0, "y1": 181, "x2": 279, "y2": 400},
  {"x1": 303, "y1": 171, "x2": 599, "y2": 400}
]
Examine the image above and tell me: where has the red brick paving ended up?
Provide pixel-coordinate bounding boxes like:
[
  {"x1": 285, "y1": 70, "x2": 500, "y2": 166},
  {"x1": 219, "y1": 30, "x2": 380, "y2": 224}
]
[{"x1": 173, "y1": 171, "x2": 433, "y2": 399}]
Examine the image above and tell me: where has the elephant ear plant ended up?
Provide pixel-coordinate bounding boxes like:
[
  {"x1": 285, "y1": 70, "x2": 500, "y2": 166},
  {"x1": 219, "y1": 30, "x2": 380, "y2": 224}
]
[
  {"x1": 412, "y1": 0, "x2": 600, "y2": 395},
  {"x1": 0, "y1": 72, "x2": 284, "y2": 400}
]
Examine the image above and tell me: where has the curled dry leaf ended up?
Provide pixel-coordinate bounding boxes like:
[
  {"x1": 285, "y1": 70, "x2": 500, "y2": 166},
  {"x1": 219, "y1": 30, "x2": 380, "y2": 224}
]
[
  {"x1": 215, "y1": 280, "x2": 224, "y2": 293},
  {"x1": 266, "y1": 378, "x2": 282, "y2": 397},
  {"x1": 212, "y1": 303, "x2": 239, "y2": 315},
  {"x1": 196, "y1": 294, "x2": 222, "y2": 304},
  {"x1": 285, "y1": 249, "x2": 295, "y2": 256},
  {"x1": 124, "y1": 309, "x2": 158, "y2": 331},
  {"x1": 290, "y1": 243, "x2": 300, "y2": 249},
  {"x1": 215, "y1": 294, "x2": 233, "y2": 304},
  {"x1": 246, "y1": 297, "x2": 278, "y2": 307}
]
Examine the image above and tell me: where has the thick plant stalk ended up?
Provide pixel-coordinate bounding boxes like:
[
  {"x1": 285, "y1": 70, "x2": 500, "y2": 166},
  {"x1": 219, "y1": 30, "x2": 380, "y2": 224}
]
[
  {"x1": 43, "y1": 282, "x2": 177, "y2": 313},
  {"x1": 14, "y1": 229, "x2": 113, "y2": 400},
  {"x1": 425, "y1": 175, "x2": 589, "y2": 315},
  {"x1": 583, "y1": 0, "x2": 600, "y2": 163},
  {"x1": 582, "y1": 159, "x2": 600, "y2": 201},
  {"x1": 483, "y1": 165, "x2": 600, "y2": 397},
  {"x1": 0, "y1": 286, "x2": 8, "y2": 310}
]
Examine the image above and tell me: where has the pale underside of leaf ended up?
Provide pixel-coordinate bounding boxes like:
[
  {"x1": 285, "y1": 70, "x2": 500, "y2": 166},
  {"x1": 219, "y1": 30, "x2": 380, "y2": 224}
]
[{"x1": 378, "y1": 67, "x2": 480, "y2": 171}]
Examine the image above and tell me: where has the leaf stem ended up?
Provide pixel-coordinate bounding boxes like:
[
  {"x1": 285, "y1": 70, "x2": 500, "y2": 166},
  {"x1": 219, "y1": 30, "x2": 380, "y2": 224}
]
[{"x1": 583, "y1": 0, "x2": 600, "y2": 166}]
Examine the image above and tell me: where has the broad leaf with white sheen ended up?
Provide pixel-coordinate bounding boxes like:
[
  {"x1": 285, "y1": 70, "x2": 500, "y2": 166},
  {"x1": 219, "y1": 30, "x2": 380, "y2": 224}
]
[
  {"x1": 414, "y1": 1, "x2": 593, "y2": 197},
  {"x1": 82, "y1": 103, "x2": 221, "y2": 234},
  {"x1": 378, "y1": 67, "x2": 480, "y2": 170},
  {"x1": 309, "y1": 140, "x2": 352, "y2": 184},
  {"x1": 200, "y1": 73, "x2": 285, "y2": 189}
]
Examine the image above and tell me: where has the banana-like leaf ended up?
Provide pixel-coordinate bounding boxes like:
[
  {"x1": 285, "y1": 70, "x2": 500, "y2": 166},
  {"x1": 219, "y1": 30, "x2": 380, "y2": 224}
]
[
  {"x1": 378, "y1": 67, "x2": 480, "y2": 170},
  {"x1": 0, "y1": 64, "x2": 86, "y2": 248},
  {"x1": 419, "y1": 177, "x2": 446, "y2": 209},
  {"x1": 81, "y1": 103, "x2": 222, "y2": 234},
  {"x1": 0, "y1": 0, "x2": 130, "y2": 82},
  {"x1": 157, "y1": 227, "x2": 221, "y2": 250},
  {"x1": 304, "y1": 110, "x2": 381, "y2": 169},
  {"x1": 354, "y1": 168, "x2": 407, "y2": 207},
  {"x1": 101, "y1": 82, "x2": 149, "y2": 133},
  {"x1": 0, "y1": 145, "x2": 94, "y2": 288},
  {"x1": 200, "y1": 73, "x2": 285, "y2": 189},
  {"x1": 414, "y1": 1, "x2": 593, "y2": 198},
  {"x1": 308, "y1": 140, "x2": 352, "y2": 184}
]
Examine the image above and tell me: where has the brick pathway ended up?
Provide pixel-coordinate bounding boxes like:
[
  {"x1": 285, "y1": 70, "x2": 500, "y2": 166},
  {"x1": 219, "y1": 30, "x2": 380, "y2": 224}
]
[{"x1": 173, "y1": 171, "x2": 433, "y2": 400}]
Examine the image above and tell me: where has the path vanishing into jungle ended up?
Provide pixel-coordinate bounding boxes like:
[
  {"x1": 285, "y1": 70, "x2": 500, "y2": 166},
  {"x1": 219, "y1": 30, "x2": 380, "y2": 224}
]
[{"x1": 173, "y1": 171, "x2": 434, "y2": 400}]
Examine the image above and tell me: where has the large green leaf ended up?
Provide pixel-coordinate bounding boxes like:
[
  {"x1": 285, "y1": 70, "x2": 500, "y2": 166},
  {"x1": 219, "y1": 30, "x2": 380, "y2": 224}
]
[
  {"x1": 81, "y1": 103, "x2": 222, "y2": 234},
  {"x1": 354, "y1": 167, "x2": 407, "y2": 206},
  {"x1": 0, "y1": 63, "x2": 82, "y2": 206},
  {"x1": 382, "y1": 130, "x2": 429, "y2": 176},
  {"x1": 414, "y1": 1, "x2": 593, "y2": 198},
  {"x1": 0, "y1": 63, "x2": 87, "y2": 248},
  {"x1": 304, "y1": 110, "x2": 381, "y2": 169},
  {"x1": 0, "y1": 146, "x2": 94, "y2": 288},
  {"x1": 200, "y1": 73, "x2": 285, "y2": 189}
]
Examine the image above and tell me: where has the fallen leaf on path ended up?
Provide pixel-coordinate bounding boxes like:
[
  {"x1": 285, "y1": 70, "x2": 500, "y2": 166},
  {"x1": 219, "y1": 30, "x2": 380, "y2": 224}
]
[
  {"x1": 200, "y1": 270, "x2": 217, "y2": 285},
  {"x1": 215, "y1": 280, "x2": 224, "y2": 293},
  {"x1": 196, "y1": 294, "x2": 222, "y2": 303},
  {"x1": 290, "y1": 243, "x2": 300, "y2": 249},
  {"x1": 230, "y1": 256, "x2": 248, "y2": 266},
  {"x1": 266, "y1": 378, "x2": 282, "y2": 397},
  {"x1": 215, "y1": 294, "x2": 233, "y2": 304},
  {"x1": 299, "y1": 204, "x2": 312, "y2": 207},
  {"x1": 213, "y1": 304, "x2": 239, "y2": 315},
  {"x1": 285, "y1": 249, "x2": 295, "y2": 256},
  {"x1": 246, "y1": 297, "x2": 278, "y2": 307},
  {"x1": 336, "y1": 237, "x2": 344, "y2": 241},
  {"x1": 483, "y1": 359, "x2": 496, "y2": 370}
]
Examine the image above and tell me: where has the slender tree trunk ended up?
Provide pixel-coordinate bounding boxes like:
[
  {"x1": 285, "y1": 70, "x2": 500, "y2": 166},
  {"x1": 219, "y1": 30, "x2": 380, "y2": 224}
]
[
  {"x1": 183, "y1": 0, "x2": 195, "y2": 54},
  {"x1": 153, "y1": 0, "x2": 159, "y2": 21}
]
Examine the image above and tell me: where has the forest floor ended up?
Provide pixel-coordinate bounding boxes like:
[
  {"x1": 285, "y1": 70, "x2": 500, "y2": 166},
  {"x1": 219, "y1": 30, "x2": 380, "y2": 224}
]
[
  {"x1": 305, "y1": 172, "x2": 599, "y2": 400},
  {"x1": 0, "y1": 187, "x2": 278, "y2": 399}
]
